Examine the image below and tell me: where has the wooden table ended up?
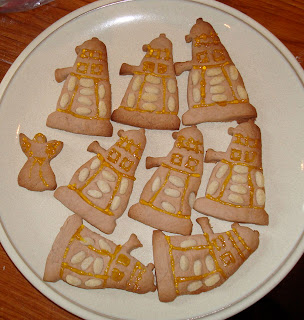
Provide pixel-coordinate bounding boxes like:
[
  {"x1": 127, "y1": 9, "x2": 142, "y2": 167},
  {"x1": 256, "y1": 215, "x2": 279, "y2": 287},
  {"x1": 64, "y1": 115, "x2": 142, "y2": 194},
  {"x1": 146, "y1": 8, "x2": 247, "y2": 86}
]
[{"x1": 0, "y1": 0, "x2": 303, "y2": 319}]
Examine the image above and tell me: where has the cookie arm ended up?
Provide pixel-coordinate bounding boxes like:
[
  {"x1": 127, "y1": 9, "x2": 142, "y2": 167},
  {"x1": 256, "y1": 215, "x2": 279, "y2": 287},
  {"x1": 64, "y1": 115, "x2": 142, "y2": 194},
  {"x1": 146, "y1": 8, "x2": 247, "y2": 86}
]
[
  {"x1": 87, "y1": 141, "x2": 107, "y2": 158},
  {"x1": 123, "y1": 234, "x2": 142, "y2": 253},
  {"x1": 55, "y1": 67, "x2": 73, "y2": 83},
  {"x1": 119, "y1": 63, "x2": 141, "y2": 75},
  {"x1": 196, "y1": 217, "x2": 214, "y2": 235},
  {"x1": 146, "y1": 156, "x2": 167, "y2": 169},
  {"x1": 204, "y1": 149, "x2": 225, "y2": 163},
  {"x1": 174, "y1": 61, "x2": 193, "y2": 76}
]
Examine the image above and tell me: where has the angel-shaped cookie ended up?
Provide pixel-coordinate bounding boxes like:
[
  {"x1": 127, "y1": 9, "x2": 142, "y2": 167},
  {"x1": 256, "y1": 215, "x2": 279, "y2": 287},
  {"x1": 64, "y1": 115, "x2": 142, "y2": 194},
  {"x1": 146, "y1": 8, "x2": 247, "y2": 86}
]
[{"x1": 18, "y1": 133, "x2": 63, "y2": 191}]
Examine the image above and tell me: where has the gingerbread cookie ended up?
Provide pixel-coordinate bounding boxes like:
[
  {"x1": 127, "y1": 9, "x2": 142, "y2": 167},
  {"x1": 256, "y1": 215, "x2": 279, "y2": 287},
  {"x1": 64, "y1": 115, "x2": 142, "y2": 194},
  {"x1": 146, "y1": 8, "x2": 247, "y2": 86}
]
[
  {"x1": 153, "y1": 217, "x2": 259, "y2": 302},
  {"x1": 129, "y1": 126, "x2": 204, "y2": 235},
  {"x1": 54, "y1": 128, "x2": 146, "y2": 234},
  {"x1": 44, "y1": 214, "x2": 156, "y2": 293},
  {"x1": 194, "y1": 120, "x2": 268, "y2": 225},
  {"x1": 174, "y1": 18, "x2": 257, "y2": 125},
  {"x1": 18, "y1": 133, "x2": 63, "y2": 191},
  {"x1": 111, "y1": 34, "x2": 180, "y2": 130},
  {"x1": 47, "y1": 37, "x2": 113, "y2": 136}
]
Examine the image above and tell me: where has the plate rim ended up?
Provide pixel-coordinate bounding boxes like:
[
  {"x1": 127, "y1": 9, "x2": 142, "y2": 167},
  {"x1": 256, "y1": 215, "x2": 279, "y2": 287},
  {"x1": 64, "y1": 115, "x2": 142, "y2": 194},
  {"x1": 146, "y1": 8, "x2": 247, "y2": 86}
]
[{"x1": 0, "y1": 0, "x2": 303, "y2": 319}]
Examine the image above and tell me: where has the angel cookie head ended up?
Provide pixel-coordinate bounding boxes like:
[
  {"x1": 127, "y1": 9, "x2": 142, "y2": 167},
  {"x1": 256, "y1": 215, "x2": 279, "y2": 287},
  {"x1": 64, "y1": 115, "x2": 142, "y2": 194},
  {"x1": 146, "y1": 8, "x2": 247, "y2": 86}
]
[
  {"x1": 46, "y1": 37, "x2": 113, "y2": 136},
  {"x1": 18, "y1": 133, "x2": 63, "y2": 191}
]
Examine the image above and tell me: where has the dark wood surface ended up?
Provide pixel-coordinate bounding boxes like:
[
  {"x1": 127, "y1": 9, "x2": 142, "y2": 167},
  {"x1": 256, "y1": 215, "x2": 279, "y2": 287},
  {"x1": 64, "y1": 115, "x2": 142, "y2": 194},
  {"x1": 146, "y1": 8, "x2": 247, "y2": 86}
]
[{"x1": 0, "y1": 0, "x2": 303, "y2": 319}]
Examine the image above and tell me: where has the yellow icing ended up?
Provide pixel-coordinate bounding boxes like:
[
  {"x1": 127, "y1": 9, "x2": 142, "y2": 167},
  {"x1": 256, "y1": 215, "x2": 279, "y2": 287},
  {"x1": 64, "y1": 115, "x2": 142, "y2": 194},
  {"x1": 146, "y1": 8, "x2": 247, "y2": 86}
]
[
  {"x1": 111, "y1": 268, "x2": 125, "y2": 282},
  {"x1": 60, "y1": 223, "x2": 123, "y2": 288},
  {"x1": 233, "y1": 133, "x2": 260, "y2": 148},
  {"x1": 80, "y1": 49, "x2": 104, "y2": 61},
  {"x1": 191, "y1": 62, "x2": 249, "y2": 109},
  {"x1": 225, "y1": 231, "x2": 245, "y2": 260},
  {"x1": 91, "y1": 63, "x2": 103, "y2": 75},
  {"x1": 206, "y1": 159, "x2": 263, "y2": 209},
  {"x1": 161, "y1": 162, "x2": 201, "y2": 177},
  {"x1": 56, "y1": 72, "x2": 110, "y2": 120},
  {"x1": 145, "y1": 45, "x2": 171, "y2": 60},
  {"x1": 119, "y1": 71, "x2": 178, "y2": 115},
  {"x1": 184, "y1": 156, "x2": 199, "y2": 172},
  {"x1": 126, "y1": 261, "x2": 146, "y2": 292},
  {"x1": 76, "y1": 62, "x2": 89, "y2": 74},
  {"x1": 212, "y1": 49, "x2": 225, "y2": 62},
  {"x1": 119, "y1": 157, "x2": 134, "y2": 172},
  {"x1": 170, "y1": 153, "x2": 183, "y2": 166},
  {"x1": 140, "y1": 161, "x2": 201, "y2": 219},
  {"x1": 175, "y1": 136, "x2": 203, "y2": 154},
  {"x1": 194, "y1": 32, "x2": 220, "y2": 47},
  {"x1": 164, "y1": 232, "x2": 226, "y2": 295},
  {"x1": 117, "y1": 254, "x2": 130, "y2": 267},
  {"x1": 115, "y1": 136, "x2": 143, "y2": 160},
  {"x1": 107, "y1": 148, "x2": 121, "y2": 164},
  {"x1": 196, "y1": 50, "x2": 209, "y2": 63},
  {"x1": 68, "y1": 153, "x2": 135, "y2": 216},
  {"x1": 220, "y1": 252, "x2": 235, "y2": 266}
]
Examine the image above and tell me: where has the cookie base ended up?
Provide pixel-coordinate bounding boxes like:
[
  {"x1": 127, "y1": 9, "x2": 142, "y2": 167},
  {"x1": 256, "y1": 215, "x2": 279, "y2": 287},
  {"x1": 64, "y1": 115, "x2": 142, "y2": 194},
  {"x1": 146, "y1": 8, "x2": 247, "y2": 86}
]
[
  {"x1": 54, "y1": 186, "x2": 117, "y2": 234},
  {"x1": 46, "y1": 111, "x2": 113, "y2": 136},
  {"x1": 194, "y1": 197, "x2": 269, "y2": 225},
  {"x1": 111, "y1": 107, "x2": 180, "y2": 130},
  {"x1": 128, "y1": 202, "x2": 192, "y2": 235},
  {"x1": 152, "y1": 230, "x2": 178, "y2": 302},
  {"x1": 182, "y1": 103, "x2": 257, "y2": 125},
  {"x1": 44, "y1": 214, "x2": 83, "y2": 282}
]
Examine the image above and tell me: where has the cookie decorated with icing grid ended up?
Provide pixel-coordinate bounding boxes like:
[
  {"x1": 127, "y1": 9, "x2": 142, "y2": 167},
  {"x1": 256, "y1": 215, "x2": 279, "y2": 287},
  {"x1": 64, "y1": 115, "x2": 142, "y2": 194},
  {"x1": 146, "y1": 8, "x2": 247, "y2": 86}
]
[
  {"x1": 129, "y1": 126, "x2": 204, "y2": 235},
  {"x1": 194, "y1": 120, "x2": 269, "y2": 225},
  {"x1": 111, "y1": 33, "x2": 180, "y2": 130},
  {"x1": 153, "y1": 217, "x2": 259, "y2": 302},
  {"x1": 174, "y1": 18, "x2": 257, "y2": 125},
  {"x1": 47, "y1": 37, "x2": 113, "y2": 136},
  {"x1": 54, "y1": 128, "x2": 146, "y2": 234},
  {"x1": 44, "y1": 214, "x2": 156, "y2": 294}
]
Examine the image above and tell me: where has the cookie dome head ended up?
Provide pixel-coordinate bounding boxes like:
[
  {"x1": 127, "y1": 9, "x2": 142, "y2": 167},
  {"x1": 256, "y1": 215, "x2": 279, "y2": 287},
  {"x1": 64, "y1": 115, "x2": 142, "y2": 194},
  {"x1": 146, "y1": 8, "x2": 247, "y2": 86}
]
[
  {"x1": 75, "y1": 37, "x2": 107, "y2": 58},
  {"x1": 227, "y1": 120, "x2": 262, "y2": 167},
  {"x1": 172, "y1": 125, "x2": 204, "y2": 155},
  {"x1": 185, "y1": 18, "x2": 220, "y2": 46}
]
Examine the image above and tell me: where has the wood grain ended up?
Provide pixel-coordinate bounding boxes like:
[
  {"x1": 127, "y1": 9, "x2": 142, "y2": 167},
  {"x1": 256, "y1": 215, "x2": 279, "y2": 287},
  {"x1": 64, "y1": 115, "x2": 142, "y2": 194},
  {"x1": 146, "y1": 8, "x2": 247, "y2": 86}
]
[{"x1": 0, "y1": 0, "x2": 303, "y2": 319}]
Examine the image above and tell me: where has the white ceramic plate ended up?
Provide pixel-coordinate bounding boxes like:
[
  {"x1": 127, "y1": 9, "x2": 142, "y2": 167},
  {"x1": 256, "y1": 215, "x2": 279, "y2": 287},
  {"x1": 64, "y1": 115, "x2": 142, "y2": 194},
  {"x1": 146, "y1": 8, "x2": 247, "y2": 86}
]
[{"x1": 0, "y1": 0, "x2": 303, "y2": 319}]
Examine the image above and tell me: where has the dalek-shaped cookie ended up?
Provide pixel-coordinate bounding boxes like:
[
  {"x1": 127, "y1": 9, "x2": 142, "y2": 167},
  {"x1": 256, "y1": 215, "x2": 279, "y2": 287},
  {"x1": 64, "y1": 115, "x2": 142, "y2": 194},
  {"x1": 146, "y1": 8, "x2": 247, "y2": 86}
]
[
  {"x1": 44, "y1": 214, "x2": 156, "y2": 294},
  {"x1": 47, "y1": 37, "x2": 113, "y2": 136},
  {"x1": 18, "y1": 133, "x2": 63, "y2": 191},
  {"x1": 153, "y1": 217, "x2": 259, "y2": 302},
  {"x1": 54, "y1": 128, "x2": 146, "y2": 234},
  {"x1": 174, "y1": 18, "x2": 257, "y2": 125},
  {"x1": 111, "y1": 33, "x2": 180, "y2": 130},
  {"x1": 129, "y1": 126, "x2": 204, "y2": 235},
  {"x1": 194, "y1": 120, "x2": 269, "y2": 225}
]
